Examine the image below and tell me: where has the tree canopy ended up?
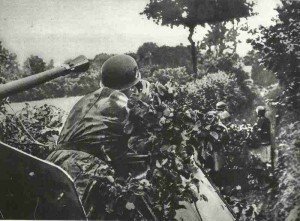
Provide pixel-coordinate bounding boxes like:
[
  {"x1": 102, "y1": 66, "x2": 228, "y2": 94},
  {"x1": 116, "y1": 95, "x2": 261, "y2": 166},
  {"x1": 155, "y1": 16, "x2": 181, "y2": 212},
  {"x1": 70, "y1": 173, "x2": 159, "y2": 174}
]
[
  {"x1": 137, "y1": 42, "x2": 191, "y2": 69},
  {"x1": 142, "y1": 0, "x2": 253, "y2": 28},
  {"x1": 251, "y1": 0, "x2": 299, "y2": 86},
  {"x1": 141, "y1": 0, "x2": 254, "y2": 75},
  {"x1": 0, "y1": 41, "x2": 20, "y2": 81},
  {"x1": 23, "y1": 55, "x2": 47, "y2": 76}
]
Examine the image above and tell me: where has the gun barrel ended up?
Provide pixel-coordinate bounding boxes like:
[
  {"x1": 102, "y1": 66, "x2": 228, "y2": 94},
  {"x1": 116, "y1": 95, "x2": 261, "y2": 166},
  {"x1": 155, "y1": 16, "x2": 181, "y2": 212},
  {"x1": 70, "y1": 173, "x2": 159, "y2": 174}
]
[
  {"x1": 0, "y1": 55, "x2": 89, "y2": 99},
  {"x1": 0, "y1": 66, "x2": 68, "y2": 99}
]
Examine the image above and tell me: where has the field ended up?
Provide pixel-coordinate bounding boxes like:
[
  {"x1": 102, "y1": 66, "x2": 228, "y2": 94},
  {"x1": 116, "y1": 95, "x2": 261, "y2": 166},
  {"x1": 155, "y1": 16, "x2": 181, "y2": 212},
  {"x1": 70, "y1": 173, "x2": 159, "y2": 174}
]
[{"x1": 7, "y1": 96, "x2": 82, "y2": 123}]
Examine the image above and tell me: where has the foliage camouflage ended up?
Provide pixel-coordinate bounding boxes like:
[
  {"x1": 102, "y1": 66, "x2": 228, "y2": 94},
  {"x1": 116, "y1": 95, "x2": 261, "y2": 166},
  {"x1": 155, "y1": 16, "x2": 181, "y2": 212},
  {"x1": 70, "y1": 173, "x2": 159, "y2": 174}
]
[
  {"x1": 0, "y1": 0, "x2": 298, "y2": 218},
  {"x1": 149, "y1": 67, "x2": 254, "y2": 115},
  {"x1": 0, "y1": 64, "x2": 271, "y2": 219}
]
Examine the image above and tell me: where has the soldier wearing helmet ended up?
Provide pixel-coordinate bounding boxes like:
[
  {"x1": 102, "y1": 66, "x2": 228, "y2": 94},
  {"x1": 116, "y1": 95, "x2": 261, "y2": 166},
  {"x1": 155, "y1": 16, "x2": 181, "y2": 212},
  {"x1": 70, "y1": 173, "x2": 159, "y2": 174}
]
[
  {"x1": 249, "y1": 106, "x2": 272, "y2": 163},
  {"x1": 52, "y1": 54, "x2": 144, "y2": 163},
  {"x1": 254, "y1": 106, "x2": 271, "y2": 146},
  {"x1": 47, "y1": 55, "x2": 149, "y2": 219},
  {"x1": 200, "y1": 110, "x2": 228, "y2": 177},
  {"x1": 216, "y1": 101, "x2": 231, "y2": 126}
]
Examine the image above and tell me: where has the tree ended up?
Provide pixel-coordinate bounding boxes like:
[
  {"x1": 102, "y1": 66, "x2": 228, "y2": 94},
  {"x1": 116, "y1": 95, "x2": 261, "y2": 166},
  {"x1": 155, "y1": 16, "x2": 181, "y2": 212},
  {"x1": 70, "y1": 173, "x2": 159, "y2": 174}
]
[
  {"x1": 200, "y1": 21, "x2": 246, "y2": 58},
  {"x1": 46, "y1": 59, "x2": 54, "y2": 70},
  {"x1": 23, "y1": 55, "x2": 46, "y2": 76},
  {"x1": 0, "y1": 41, "x2": 20, "y2": 80},
  {"x1": 137, "y1": 42, "x2": 191, "y2": 69},
  {"x1": 154, "y1": 45, "x2": 191, "y2": 68},
  {"x1": 141, "y1": 0, "x2": 254, "y2": 75},
  {"x1": 196, "y1": 21, "x2": 252, "y2": 79},
  {"x1": 244, "y1": 50, "x2": 277, "y2": 87},
  {"x1": 251, "y1": 0, "x2": 299, "y2": 87},
  {"x1": 137, "y1": 42, "x2": 159, "y2": 65}
]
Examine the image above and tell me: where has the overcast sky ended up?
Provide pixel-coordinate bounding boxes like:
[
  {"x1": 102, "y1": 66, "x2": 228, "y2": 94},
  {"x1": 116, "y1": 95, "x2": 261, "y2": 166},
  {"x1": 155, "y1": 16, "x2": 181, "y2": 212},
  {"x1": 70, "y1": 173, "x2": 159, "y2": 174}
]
[{"x1": 0, "y1": 0, "x2": 280, "y2": 65}]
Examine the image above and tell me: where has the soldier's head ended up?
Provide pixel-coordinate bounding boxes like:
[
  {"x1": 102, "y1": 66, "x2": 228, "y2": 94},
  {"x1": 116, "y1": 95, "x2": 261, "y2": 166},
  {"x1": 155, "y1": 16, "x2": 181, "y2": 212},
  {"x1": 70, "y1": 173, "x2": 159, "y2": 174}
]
[
  {"x1": 256, "y1": 106, "x2": 266, "y2": 117},
  {"x1": 216, "y1": 101, "x2": 227, "y2": 111},
  {"x1": 206, "y1": 111, "x2": 218, "y2": 124},
  {"x1": 100, "y1": 54, "x2": 141, "y2": 94}
]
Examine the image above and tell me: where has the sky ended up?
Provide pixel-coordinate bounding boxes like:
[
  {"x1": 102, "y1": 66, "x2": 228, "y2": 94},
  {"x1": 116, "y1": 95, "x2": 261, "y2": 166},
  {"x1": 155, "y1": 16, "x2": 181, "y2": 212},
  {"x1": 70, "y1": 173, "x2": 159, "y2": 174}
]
[{"x1": 0, "y1": 0, "x2": 280, "y2": 65}]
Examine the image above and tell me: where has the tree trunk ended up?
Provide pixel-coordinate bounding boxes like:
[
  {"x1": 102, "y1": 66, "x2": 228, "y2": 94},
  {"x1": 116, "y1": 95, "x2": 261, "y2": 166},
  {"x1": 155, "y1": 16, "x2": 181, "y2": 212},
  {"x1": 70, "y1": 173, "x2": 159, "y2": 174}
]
[{"x1": 188, "y1": 26, "x2": 197, "y2": 76}]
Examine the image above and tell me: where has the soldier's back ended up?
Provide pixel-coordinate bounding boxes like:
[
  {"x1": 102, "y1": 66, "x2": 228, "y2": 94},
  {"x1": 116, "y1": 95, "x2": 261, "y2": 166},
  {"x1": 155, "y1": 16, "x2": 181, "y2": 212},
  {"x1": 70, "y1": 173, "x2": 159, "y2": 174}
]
[{"x1": 57, "y1": 87, "x2": 129, "y2": 160}]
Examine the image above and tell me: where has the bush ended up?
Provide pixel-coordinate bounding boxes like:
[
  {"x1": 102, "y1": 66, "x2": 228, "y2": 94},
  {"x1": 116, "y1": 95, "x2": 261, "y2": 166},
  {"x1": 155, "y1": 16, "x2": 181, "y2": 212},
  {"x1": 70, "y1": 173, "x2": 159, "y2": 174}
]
[
  {"x1": 148, "y1": 67, "x2": 254, "y2": 115},
  {"x1": 0, "y1": 66, "x2": 270, "y2": 220},
  {"x1": 185, "y1": 72, "x2": 250, "y2": 113},
  {"x1": 1, "y1": 103, "x2": 65, "y2": 159},
  {"x1": 148, "y1": 67, "x2": 193, "y2": 85}
]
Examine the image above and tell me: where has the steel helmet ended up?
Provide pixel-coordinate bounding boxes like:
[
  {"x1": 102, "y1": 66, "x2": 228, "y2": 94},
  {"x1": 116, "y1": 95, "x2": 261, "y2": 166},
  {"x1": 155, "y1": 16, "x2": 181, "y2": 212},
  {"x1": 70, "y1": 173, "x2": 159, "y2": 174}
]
[
  {"x1": 216, "y1": 101, "x2": 226, "y2": 111},
  {"x1": 206, "y1": 111, "x2": 218, "y2": 123},
  {"x1": 101, "y1": 54, "x2": 141, "y2": 90},
  {"x1": 256, "y1": 106, "x2": 266, "y2": 115}
]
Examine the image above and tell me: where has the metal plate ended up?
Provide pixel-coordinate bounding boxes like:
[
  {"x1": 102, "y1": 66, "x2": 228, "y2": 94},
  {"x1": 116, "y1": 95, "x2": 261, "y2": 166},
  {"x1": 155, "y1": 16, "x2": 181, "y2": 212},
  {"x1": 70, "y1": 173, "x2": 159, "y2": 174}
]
[{"x1": 0, "y1": 141, "x2": 86, "y2": 219}]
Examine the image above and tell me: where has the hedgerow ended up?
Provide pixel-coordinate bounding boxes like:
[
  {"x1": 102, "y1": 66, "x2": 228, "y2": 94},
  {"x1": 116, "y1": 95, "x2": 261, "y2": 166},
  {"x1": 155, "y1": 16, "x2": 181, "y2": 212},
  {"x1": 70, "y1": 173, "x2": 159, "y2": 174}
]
[
  {"x1": 0, "y1": 67, "x2": 272, "y2": 220},
  {"x1": 0, "y1": 102, "x2": 64, "y2": 159}
]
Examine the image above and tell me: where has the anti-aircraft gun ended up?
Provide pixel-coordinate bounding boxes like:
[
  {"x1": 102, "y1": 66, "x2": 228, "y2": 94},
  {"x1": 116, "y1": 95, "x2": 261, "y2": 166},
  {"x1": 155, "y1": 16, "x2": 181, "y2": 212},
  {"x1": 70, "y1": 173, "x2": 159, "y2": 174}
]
[{"x1": 0, "y1": 56, "x2": 89, "y2": 219}]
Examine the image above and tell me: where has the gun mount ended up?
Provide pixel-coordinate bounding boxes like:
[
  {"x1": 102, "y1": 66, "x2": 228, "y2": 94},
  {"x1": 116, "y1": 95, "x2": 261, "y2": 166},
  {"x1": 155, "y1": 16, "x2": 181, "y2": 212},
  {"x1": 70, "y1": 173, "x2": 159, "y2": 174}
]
[{"x1": 0, "y1": 55, "x2": 89, "y2": 219}]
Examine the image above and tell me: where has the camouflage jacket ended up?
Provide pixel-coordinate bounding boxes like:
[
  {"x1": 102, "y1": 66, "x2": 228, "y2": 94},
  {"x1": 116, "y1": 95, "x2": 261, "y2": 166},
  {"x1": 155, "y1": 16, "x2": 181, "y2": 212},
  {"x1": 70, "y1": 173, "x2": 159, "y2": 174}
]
[
  {"x1": 57, "y1": 87, "x2": 130, "y2": 161},
  {"x1": 254, "y1": 116, "x2": 271, "y2": 145}
]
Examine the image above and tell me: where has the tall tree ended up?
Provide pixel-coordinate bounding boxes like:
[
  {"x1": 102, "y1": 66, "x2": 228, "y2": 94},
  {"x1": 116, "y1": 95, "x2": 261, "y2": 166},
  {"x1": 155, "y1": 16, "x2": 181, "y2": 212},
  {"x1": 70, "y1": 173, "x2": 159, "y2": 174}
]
[
  {"x1": 136, "y1": 42, "x2": 192, "y2": 69},
  {"x1": 23, "y1": 55, "x2": 46, "y2": 76},
  {"x1": 197, "y1": 21, "x2": 249, "y2": 75},
  {"x1": 0, "y1": 41, "x2": 20, "y2": 81},
  {"x1": 200, "y1": 21, "x2": 244, "y2": 57},
  {"x1": 251, "y1": 0, "x2": 299, "y2": 87},
  {"x1": 137, "y1": 42, "x2": 159, "y2": 66},
  {"x1": 46, "y1": 59, "x2": 54, "y2": 70},
  {"x1": 141, "y1": 0, "x2": 254, "y2": 75},
  {"x1": 244, "y1": 50, "x2": 277, "y2": 87}
]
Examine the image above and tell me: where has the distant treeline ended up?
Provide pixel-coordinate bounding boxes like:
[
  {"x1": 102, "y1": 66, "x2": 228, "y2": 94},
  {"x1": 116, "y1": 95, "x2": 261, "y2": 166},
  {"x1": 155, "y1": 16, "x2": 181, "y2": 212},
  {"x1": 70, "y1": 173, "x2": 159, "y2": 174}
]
[
  {"x1": 0, "y1": 41, "x2": 276, "y2": 102},
  {"x1": 0, "y1": 42, "x2": 195, "y2": 101}
]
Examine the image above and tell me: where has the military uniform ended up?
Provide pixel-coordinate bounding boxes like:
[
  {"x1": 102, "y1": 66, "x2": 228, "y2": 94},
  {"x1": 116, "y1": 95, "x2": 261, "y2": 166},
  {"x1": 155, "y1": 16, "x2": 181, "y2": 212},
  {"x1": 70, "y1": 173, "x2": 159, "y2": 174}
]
[
  {"x1": 47, "y1": 55, "x2": 142, "y2": 219},
  {"x1": 201, "y1": 111, "x2": 228, "y2": 173},
  {"x1": 216, "y1": 101, "x2": 231, "y2": 126},
  {"x1": 56, "y1": 87, "x2": 129, "y2": 161},
  {"x1": 46, "y1": 87, "x2": 132, "y2": 219},
  {"x1": 249, "y1": 107, "x2": 272, "y2": 163},
  {"x1": 250, "y1": 115, "x2": 272, "y2": 163}
]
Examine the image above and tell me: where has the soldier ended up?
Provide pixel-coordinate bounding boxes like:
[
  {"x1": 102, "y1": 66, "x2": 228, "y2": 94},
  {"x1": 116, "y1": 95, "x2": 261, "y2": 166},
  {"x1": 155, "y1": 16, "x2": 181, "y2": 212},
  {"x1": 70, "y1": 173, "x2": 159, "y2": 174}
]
[
  {"x1": 201, "y1": 111, "x2": 228, "y2": 178},
  {"x1": 250, "y1": 106, "x2": 272, "y2": 163},
  {"x1": 47, "y1": 54, "x2": 149, "y2": 219},
  {"x1": 254, "y1": 106, "x2": 271, "y2": 146},
  {"x1": 216, "y1": 101, "x2": 231, "y2": 126}
]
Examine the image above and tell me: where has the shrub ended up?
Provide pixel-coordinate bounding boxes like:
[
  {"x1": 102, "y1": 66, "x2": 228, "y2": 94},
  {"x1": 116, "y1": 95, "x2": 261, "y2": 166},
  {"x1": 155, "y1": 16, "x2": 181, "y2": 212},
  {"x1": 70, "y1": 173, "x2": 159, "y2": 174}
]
[
  {"x1": 1, "y1": 103, "x2": 65, "y2": 159},
  {"x1": 149, "y1": 67, "x2": 254, "y2": 115},
  {"x1": 0, "y1": 67, "x2": 269, "y2": 220}
]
